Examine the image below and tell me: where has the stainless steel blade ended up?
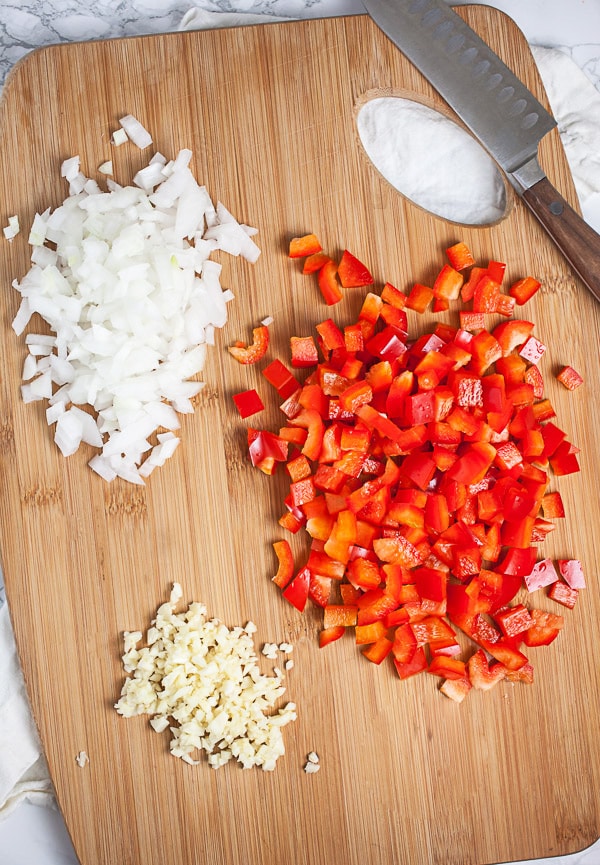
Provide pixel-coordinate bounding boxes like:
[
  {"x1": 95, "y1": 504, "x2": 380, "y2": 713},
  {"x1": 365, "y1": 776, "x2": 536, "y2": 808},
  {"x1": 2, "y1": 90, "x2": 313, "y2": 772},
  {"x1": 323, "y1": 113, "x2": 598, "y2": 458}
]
[{"x1": 361, "y1": 0, "x2": 556, "y2": 184}]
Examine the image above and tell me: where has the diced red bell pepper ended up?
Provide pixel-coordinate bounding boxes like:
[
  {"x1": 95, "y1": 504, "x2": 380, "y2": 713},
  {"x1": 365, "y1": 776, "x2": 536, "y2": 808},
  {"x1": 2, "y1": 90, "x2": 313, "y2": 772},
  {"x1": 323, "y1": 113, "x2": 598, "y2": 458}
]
[
  {"x1": 318, "y1": 259, "x2": 343, "y2": 305},
  {"x1": 523, "y1": 609, "x2": 563, "y2": 646},
  {"x1": 289, "y1": 409, "x2": 324, "y2": 461},
  {"x1": 491, "y1": 320, "x2": 534, "y2": 356},
  {"x1": 393, "y1": 645, "x2": 428, "y2": 679},
  {"x1": 316, "y1": 318, "x2": 345, "y2": 352},
  {"x1": 447, "y1": 442, "x2": 496, "y2": 485},
  {"x1": 248, "y1": 428, "x2": 289, "y2": 473},
  {"x1": 290, "y1": 335, "x2": 319, "y2": 368},
  {"x1": 486, "y1": 260, "x2": 506, "y2": 284},
  {"x1": 289, "y1": 233, "x2": 322, "y2": 258},
  {"x1": 494, "y1": 603, "x2": 533, "y2": 638},
  {"x1": 381, "y1": 282, "x2": 407, "y2": 309},
  {"x1": 558, "y1": 559, "x2": 585, "y2": 589},
  {"x1": 472, "y1": 275, "x2": 501, "y2": 312},
  {"x1": 362, "y1": 635, "x2": 394, "y2": 664},
  {"x1": 428, "y1": 655, "x2": 467, "y2": 680},
  {"x1": 262, "y1": 358, "x2": 299, "y2": 399},
  {"x1": 406, "y1": 282, "x2": 434, "y2": 313},
  {"x1": 509, "y1": 276, "x2": 541, "y2": 305},
  {"x1": 519, "y1": 335, "x2": 546, "y2": 365},
  {"x1": 337, "y1": 249, "x2": 374, "y2": 288},
  {"x1": 282, "y1": 565, "x2": 311, "y2": 612},
  {"x1": 467, "y1": 649, "x2": 506, "y2": 690},
  {"x1": 446, "y1": 241, "x2": 475, "y2": 271},
  {"x1": 433, "y1": 264, "x2": 463, "y2": 301},
  {"x1": 319, "y1": 625, "x2": 345, "y2": 647},
  {"x1": 461, "y1": 266, "x2": 486, "y2": 303},
  {"x1": 303, "y1": 251, "x2": 332, "y2": 273},
  {"x1": 440, "y1": 676, "x2": 472, "y2": 702},
  {"x1": 228, "y1": 325, "x2": 270, "y2": 365},
  {"x1": 498, "y1": 546, "x2": 537, "y2": 578},
  {"x1": 541, "y1": 491, "x2": 564, "y2": 519},
  {"x1": 523, "y1": 558, "x2": 559, "y2": 592},
  {"x1": 323, "y1": 604, "x2": 358, "y2": 629},
  {"x1": 548, "y1": 580, "x2": 579, "y2": 609},
  {"x1": 308, "y1": 573, "x2": 333, "y2": 608},
  {"x1": 233, "y1": 389, "x2": 264, "y2": 418},
  {"x1": 272, "y1": 539, "x2": 295, "y2": 589},
  {"x1": 556, "y1": 365, "x2": 583, "y2": 390}
]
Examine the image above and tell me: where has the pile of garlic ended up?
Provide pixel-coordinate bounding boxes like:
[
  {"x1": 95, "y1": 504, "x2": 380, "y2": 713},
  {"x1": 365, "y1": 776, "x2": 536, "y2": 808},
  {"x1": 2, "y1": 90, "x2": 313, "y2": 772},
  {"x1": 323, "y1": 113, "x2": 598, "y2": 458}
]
[{"x1": 115, "y1": 584, "x2": 297, "y2": 771}]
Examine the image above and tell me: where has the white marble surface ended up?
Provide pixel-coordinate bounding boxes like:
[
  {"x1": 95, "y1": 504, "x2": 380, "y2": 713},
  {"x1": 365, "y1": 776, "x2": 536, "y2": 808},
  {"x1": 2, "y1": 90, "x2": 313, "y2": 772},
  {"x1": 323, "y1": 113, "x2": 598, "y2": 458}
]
[{"x1": 0, "y1": 1, "x2": 599, "y2": 864}]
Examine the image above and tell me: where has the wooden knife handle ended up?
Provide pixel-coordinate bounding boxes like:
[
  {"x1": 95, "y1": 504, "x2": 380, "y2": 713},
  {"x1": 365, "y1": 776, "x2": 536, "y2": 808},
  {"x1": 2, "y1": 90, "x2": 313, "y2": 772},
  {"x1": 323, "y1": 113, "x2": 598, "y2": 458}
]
[{"x1": 522, "y1": 176, "x2": 600, "y2": 304}]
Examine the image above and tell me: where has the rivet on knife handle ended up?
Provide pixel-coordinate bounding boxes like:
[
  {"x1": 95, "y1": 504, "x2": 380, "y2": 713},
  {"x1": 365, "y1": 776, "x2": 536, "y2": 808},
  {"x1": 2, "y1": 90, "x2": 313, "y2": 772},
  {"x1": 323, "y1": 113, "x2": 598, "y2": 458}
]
[{"x1": 362, "y1": 0, "x2": 600, "y2": 305}]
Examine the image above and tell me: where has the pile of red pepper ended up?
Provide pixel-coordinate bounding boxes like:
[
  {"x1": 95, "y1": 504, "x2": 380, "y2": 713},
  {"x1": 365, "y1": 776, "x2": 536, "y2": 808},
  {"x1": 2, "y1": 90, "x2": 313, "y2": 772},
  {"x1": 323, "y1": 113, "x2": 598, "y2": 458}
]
[{"x1": 233, "y1": 237, "x2": 585, "y2": 701}]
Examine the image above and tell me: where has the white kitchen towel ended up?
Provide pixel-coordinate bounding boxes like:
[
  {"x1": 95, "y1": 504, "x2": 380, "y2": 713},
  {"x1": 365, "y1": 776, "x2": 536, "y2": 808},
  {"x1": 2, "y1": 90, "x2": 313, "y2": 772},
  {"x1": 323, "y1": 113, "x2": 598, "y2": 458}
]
[
  {"x1": 0, "y1": 604, "x2": 54, "y2": 818},
  {"x1": 1, "y1": 6, "x2": 600, "y2": 822}
]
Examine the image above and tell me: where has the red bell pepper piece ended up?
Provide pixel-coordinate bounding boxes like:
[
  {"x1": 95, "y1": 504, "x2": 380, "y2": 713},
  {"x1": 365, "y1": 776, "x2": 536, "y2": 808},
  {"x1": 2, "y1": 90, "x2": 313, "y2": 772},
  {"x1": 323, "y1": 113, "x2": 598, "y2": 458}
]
[
  {"x1": 289, "y1": 409, "x2": 324, "y2": 461},
  {"x1": 290, "y1": 335, "x2": 319, "y2": 368},
  {"x1": 337, "y1": 249, "x2": 374, "y2": 288},
  {"x1": 316, "y1": 318, "x2": 345, "y2": 352},
  {"x1": 362, "y1": 635, "x2": 394, "y2": 664},
  {"x1": 319, "y1": 625, "x2": 345, "y2": 647},
  {"x1": 318, "y1": 259, "x2": 343, "y2": 305},
  {"x1": 282, "y1": 565, "x2": 311, "y2": 612},
  {"x1": 228, "y1": 324, "x2": 270, "y2": 365},
  {"x1": 549, "y1": 440, "x2": 580, "y2": 476},
  {"x1": 509, "y1": 276, "x2": 541, "y2": 305},
  {"x1": 440, "y1": 676, "x2": 472, "y2": 702},
  {"x1": 548, "y1": 580, "x2": 579, "y2": 609},
  {"x1": 472, "y1": 274, "x2": 501, "y2": 312},
  {"x1": 523, "y1": 609, "x2": 564, "y2": 646},
  {"x1": 233, "y1": 389, "x2": 264, "y2": 418},
  {"x1": 494, "y1": 604, "x2": 533, "y2": 638},
  {"x1": 492, "y1": 319, "x2": 535, "y2": 355},
  {"x1": 461, "y1": 265, "x2": 486, "y2": 302},
  {"x1": 428, "y1": 655, "x2": 467, "y2": 680},
  {"x1": 405, "y1": 282, "x2": 434, "y2": 313},
  {"x1": 289, "y1": 233, "x2": 322, "y2": 258},
  {"x1": 432, "y1": 264, "x2": 464, "y2": 301},
  {"x1": 381, "y1": 282, "x2": 407, "y2": 309},
  {"x1": 556, "y1": 365, "x2": 583, "y2": 390},
  {"x1": 272, "y1": 539, "x2": 295, "y2": 589},
  {"x1": 467, "y1": 649, "x2": 506, "y2": 690},
  {"x1": 262, "y1": 358, "x2": 299, "y2": 399},
  {"x1": 558, "y1": 558, "x2": 585, "y2": 589},
  {"x1": 303, "y1": 251, "x2": 332, "y2": 274},
  {"x1": 445, "y1": 241, "x2": 475, "y2": 271}
]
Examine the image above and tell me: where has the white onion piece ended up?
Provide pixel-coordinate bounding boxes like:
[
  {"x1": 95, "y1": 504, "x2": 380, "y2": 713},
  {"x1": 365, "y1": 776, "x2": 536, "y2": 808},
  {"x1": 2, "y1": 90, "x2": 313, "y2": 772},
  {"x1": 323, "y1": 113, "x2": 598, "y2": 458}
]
[
  {"x1": 119, "y1": 114, "x2": 153, "y2": 150},
  {"x1": 12, "y1": 143, "x2": 260, "y2": 482},
  {"x1": 3, "y1": 214, "x2": 20, "y2": 241}
]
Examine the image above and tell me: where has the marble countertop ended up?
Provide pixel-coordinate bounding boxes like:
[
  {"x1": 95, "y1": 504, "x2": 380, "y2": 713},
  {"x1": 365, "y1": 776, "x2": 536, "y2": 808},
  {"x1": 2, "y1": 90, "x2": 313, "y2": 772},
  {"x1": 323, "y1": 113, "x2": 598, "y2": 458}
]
[{"x1": 0, "y1": 2, "x2": 599, "y2": 864}]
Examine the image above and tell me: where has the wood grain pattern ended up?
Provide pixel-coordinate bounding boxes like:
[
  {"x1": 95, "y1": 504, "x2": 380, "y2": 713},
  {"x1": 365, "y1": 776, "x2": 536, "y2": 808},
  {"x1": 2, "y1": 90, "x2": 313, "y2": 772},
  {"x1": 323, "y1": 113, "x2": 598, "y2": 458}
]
[{"x1": 0, "y1": 8, "x2": 599, "y2": 865}]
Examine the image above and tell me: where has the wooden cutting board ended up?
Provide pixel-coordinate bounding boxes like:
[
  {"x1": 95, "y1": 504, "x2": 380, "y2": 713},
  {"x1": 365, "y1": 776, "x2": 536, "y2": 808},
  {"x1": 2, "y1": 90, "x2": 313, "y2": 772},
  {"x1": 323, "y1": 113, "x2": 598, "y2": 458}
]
[{"x1": 1, "y1": 8, "x2": 599, "y2": 865}]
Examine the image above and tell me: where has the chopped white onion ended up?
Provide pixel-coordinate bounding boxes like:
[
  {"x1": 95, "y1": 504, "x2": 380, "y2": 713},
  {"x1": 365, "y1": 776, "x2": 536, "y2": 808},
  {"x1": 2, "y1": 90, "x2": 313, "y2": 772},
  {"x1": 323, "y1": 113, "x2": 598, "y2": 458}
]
[
  {"x1": 119, "y1": 114, "x2": 153, "y2": 150},
  {"x1": 12, "y1": 137, "x2": 260, "y2": 482},
  {"x1": 111, "y1": 128, "x2": 128, "y2": 147},
  {"x1": 3, "y1": 214, "x2": 20, "y2": 241}
]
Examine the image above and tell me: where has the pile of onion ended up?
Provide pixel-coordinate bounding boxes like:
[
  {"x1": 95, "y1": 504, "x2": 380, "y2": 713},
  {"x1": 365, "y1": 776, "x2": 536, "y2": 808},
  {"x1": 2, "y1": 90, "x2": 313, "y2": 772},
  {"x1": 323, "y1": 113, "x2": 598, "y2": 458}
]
[{"x1": 12, "y1": 126, "x2": 260, "y2": 484}]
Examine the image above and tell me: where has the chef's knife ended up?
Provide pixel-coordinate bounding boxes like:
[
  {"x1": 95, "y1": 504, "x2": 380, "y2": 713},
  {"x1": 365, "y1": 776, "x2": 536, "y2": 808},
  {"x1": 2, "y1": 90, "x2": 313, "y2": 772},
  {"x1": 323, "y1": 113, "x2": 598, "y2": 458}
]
[{"x1": 362, "y1": 0, "x2": 600, "y2": 304}]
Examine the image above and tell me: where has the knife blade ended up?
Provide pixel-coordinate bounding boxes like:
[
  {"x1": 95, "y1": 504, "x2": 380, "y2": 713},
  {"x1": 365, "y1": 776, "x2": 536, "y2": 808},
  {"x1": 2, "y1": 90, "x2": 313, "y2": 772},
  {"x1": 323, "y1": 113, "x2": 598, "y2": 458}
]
[{"x1": 362, "y1": 0, "x2": 600, "y2": 304}]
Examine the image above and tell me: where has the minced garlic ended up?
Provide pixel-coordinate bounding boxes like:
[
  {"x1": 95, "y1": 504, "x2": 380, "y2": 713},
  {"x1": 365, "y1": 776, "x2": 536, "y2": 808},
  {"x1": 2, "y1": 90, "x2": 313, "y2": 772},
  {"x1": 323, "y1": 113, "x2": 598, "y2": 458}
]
[{"x1": 115, "y1": 583, "x2": 297, "y2": 771}]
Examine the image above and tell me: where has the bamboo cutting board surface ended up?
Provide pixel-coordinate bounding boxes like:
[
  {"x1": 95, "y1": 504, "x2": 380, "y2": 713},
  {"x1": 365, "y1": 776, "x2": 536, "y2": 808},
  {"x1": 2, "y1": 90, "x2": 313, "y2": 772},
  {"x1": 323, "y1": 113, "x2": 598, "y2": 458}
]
[{"x1": 0, "y1": 8, "x2": 599, "y2": 865}]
